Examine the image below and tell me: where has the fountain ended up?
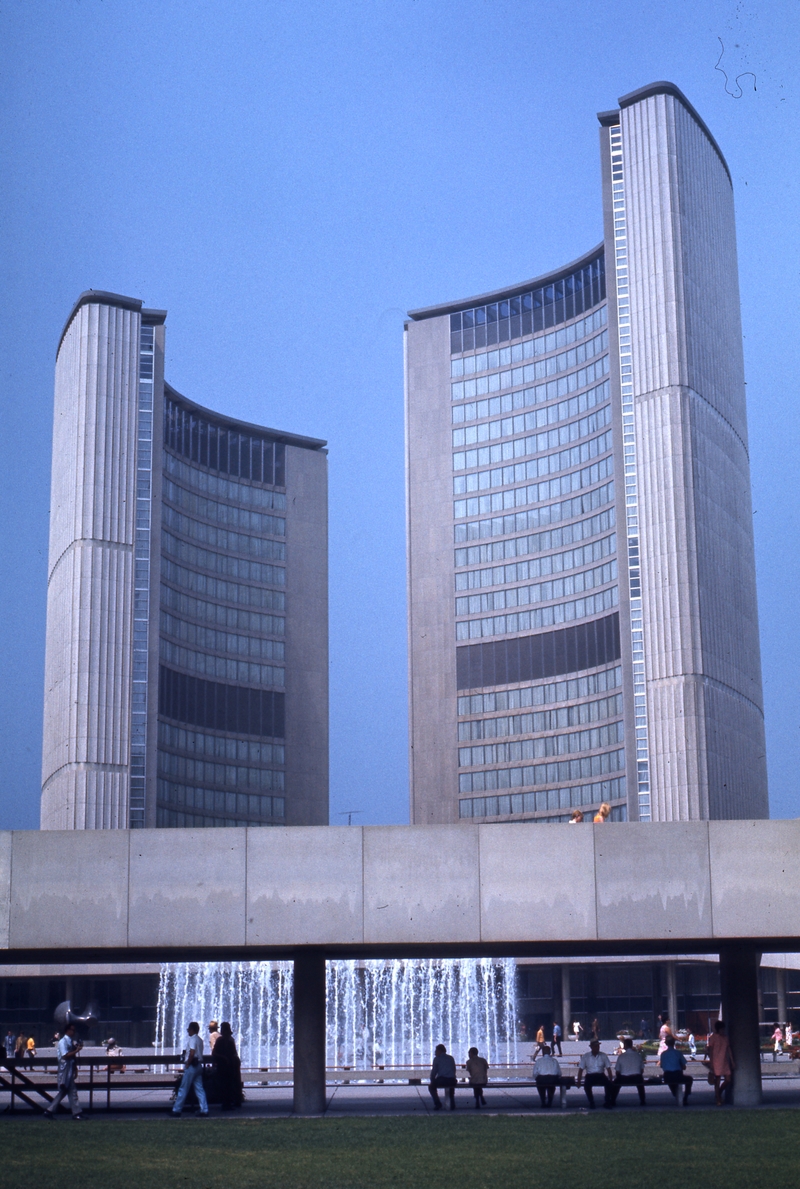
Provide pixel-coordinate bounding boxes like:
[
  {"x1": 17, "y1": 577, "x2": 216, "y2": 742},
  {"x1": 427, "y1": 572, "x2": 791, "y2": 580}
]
[{"x1": 156, "y1": 958, "x2": 518, "y2": 1071}]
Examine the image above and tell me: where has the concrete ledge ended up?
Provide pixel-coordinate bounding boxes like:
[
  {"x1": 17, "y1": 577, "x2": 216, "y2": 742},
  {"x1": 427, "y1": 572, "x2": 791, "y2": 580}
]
[{"x1": 1, "y1": 821, "x2": 798, "y2": 962}]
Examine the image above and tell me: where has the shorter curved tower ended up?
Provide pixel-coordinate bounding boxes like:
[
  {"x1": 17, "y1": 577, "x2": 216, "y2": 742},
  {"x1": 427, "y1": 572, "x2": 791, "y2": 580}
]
[{"x1": 42, "y1": 292, "x2": 328, "y2": 829}]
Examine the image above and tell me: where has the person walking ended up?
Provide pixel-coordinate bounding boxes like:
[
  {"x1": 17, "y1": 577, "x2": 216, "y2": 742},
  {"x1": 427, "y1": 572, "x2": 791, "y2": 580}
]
[
  {"x1": 657, "y1": 1014, "x2": 675, "y2": 1057},
  {"x1": 593, "y1": 802, "x2": 611, "y2": 823},
  {"x1": 551, "y1": 1021, "x2": 563, "y2": 1057},
  {"x1": 577, "y1": 1039, "x2": 612, "y2": 1108},
  {"x1": 705, "y1": 1020, "x2": 735, "y2": 1106},
  {"x1": 212, "y1": 1022, "x2": 243, "y2": 1110},
  {"x1": 14, "y1": 1032, "x2": 27, "y2": 1063},
  {"x1": 465, "y1": 1046, "x2": 488, "y2": 1108},
  {"x1": 591, "y1": 1018, "x2": 600, "y2": 1041},
  {"x1": 532, "y1": 1044, "x2": 562, "y2": 1108},
  {"x1": 4, "y1": 1028, "x2": 16, "y2": 1064},
  {"x1": 658, "y1": 1035, "x2": 693, "y2": 1106},
  {"x1": 569, "y1": 810, "x2": 584, "y2": 824},
  {"x1": 171, "y1": 1021, "x2": 209, "y2": 1117},
  {"x1": 772, "y1": 1025, "x2": 784, "y2": 1062},
  {"x1": 43, "y1": 1023, "x2": 83, "y2": 1120},
  {"x1": 607, "y1": 1037, "x2": 646, "y2": 1106},
  {"x1": 208, "y1": 1021, "x2": 220, "y2": 1052},
  {"x1": 25, "y1": 1036, "x2": 37, "y2": 1068},
  {"x1": 428, "y1": 1044, "x2": 458, "y2": 1111},
  {"x1": 534, "y1": 1025, "x2": 546, "y2": 1056}
]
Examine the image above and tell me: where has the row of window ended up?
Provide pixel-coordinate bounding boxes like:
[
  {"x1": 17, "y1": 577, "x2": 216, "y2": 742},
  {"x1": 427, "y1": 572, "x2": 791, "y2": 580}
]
[
  {"x1": 157, "y1": 751, "x2": 284, "y2": 790},
  {"x1": 449, "y1": 256, "x2": 605, "y2": 354},
  {"x1": 162, "y1": 505, "x2": 285, "y2": 562},
  {"x1": 458, "y1": 748, "x2": 625, "y2": 793},
  {"x1": 456, "y1": 560, "x2": 616, "y2": 618},
  {"x1": 452, "y1": 377, "x2": 611, "y2": 433},
  {"x1": 453, "y1": 430, "x2": 612, "y2": 496},
  {"x1": 455, "y1": 480, "x2": 614, "y2": 543},
  {"x1": 457, "y1": 614, "x2": 620, "y2": 691},
  {"x1": 454, "y1": 454, "x2": 613, "y2": 520},
  {"x1": 163, "y1": 476, "x2": 286, "y2": 538},
  {"x1": 164, "y1": 451, "x2": 287, "y2": 512},
  {"x1": 456, "y1": 534, "x2": 615, "y2": 592},
  {"x1": 458, "y1": 721, "x2": 624, "y2": 769},
  {"x1": 453, "y1": 404, "x2": 611, "y2": 473},
  {"x1": 456, "y1": 585, "x2": 619, "y2": 641},
  {"x1": 162, "y1": 532, "x2": 286, "y2": 587},
  {"x1": 157, "y1": 777, "x2": 285, "y2": 819},
  {"x1": 457, "y1": 775, "x2": 626, "y2": 820},
  {"x1": 453, "y1": 383, "x2": 609, "y2": 445},
  {"x1": 165, "y1": 400, "x2": 286, "y2": 487},
  {"x1": 158, "y1": 667, "x2": 285, "y2": 739},
  {"x1": 162, "y1": 558, "x2": 285, "y2": 611},
  {"x1": 450, "y1": 308, "x2": 607, "y2": 377},
  {"x1": 455, "y1": 507, "x2": 615, "y2": 568},
  {"x1": 160, "y1": 582, "x2": 285, "y2": 636},
  {"x1": 158, "y1": 720, "x2": 285, "y2": 765},
  {"x1": 457, "y1": 692, "x2": 623, "y2": 741},
  {"x1": 451, "y1": 337, "x2": 608, "y2": 403},
  {"x1": 160, "y1": 611, "x2": 285, "y2": 660},
  {"x1": 156, "y1": 809, "x2": 283, "y2": 828},
  {"x1": 160, "y1": 638, "x2": 284, "y2": 688},
  {"x1": 457, "y1": 665, "x2": 623, "y2": 716}
]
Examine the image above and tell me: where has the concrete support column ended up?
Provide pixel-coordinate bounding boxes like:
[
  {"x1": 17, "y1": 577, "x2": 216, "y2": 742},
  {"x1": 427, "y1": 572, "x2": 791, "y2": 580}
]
[
  {"x1": 719, "y1": 946, "x2": 762, "y2": 1106},
  {"x1": 293, "y1": 950, "x2": 327, "y2": 1115},
  {"x1": 776, "y1": 968, "x2": 787, "y2": 1026},
  {"x1": 561, "y1": 965, "x2": 571, "y2": 1036},
  {"x1": 665, "y1": 961, "x2": 678, "y2": 1029}
]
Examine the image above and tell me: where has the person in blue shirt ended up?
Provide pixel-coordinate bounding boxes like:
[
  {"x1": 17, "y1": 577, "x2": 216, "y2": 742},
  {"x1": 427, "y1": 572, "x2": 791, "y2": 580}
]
[
  {"x1": 658, "y1": 1035, "x2": 693, "y2": 1105},
  {"x1": 43, "y1": 1023, "x2": 83, "y2": 1120},
  {"x1": 429, "y1": 1044, "x2": 458, "y2": 1110}
]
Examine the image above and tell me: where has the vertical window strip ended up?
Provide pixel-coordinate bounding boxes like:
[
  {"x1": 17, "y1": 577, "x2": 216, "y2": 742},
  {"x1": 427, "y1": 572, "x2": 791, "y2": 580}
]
[
  {"x1": 130, "y1": 324, "x2": 154, "y2": 828},
  {"x1": 609, "y1": 125, "x2": 651, "y2": 822}
]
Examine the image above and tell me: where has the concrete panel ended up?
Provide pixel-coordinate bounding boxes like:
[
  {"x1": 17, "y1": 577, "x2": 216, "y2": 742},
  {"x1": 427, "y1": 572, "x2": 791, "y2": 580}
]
[
  {"x1": 363, "y1": 826, "x2": 480, "y2": 944},
  {"x1": 128, "y1": 829, "x2": 245, "y2": 948},
  {"x1": 0, "y1": 833, "x2": 11, "y2": 949},
  {"x1": 8, "y1": 830, "x2": 129, "y2": 951},
  {"x1": 709, "y1": 820, "x2": 800, "y2": 938},
  {"x1": 479, "y1": 823, "x2": 597, "y2": 943},
  {"x1": 595, "y1": 822, "x2": 712, "y2": 940},
  {"x1": 246, "y1": 827, "x2": 362, "y2": 946}
]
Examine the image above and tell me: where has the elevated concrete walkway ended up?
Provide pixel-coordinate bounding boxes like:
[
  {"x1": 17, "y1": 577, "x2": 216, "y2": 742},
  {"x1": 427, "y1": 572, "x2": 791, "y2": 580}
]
[{"x1": 2, "y1": 821, "x2": 796, "y2": 1111}]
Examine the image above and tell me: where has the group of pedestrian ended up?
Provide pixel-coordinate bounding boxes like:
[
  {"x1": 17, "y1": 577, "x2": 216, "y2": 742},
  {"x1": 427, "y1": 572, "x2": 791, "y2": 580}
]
[
  {"x1": 568, "y1": 803, "x2": 611, "y2": 825},
  {"x1": 3, "y1": 1028, "x2": 37, "y2": 1067},
  {"x1": 171, "y1": 1019, "x2": 243, "y2": 1117}
]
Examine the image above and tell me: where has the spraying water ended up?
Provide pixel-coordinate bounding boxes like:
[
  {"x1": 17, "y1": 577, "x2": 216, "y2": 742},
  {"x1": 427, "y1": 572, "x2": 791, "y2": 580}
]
[{"x1": 156, "y1": 958, "x2": 518, "y2": 1070}]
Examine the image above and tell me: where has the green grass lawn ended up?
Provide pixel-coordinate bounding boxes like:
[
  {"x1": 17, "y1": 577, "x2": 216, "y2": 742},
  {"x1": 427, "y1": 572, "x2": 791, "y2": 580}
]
[{"x1": 3, "y1": 1112, "x2": 800, "y2": 1189}]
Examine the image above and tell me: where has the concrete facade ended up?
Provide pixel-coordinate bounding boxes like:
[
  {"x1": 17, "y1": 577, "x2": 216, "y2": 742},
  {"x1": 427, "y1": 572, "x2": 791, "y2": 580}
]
[
  {"x1": 405, "y1": 82, "x2": 767, "y2": 828},
  {"x1": 42, "y1": 292, "x2": 329, "y2": 832},
  {"x1": 2, "y1": 821, "x2": 799, "y2": 962}
]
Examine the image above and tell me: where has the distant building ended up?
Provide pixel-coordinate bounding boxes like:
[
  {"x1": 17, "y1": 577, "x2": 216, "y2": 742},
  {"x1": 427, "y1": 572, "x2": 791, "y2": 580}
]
[
  {"x1": 42, "y1": 293, "x2": 328, "y2": 829},
  {"x1": 405, "y1": 82, "x2": 768, "y2": 825}
]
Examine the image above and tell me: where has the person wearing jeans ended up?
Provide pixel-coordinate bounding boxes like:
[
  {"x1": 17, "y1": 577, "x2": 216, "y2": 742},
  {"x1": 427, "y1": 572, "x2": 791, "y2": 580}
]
[{"x1": 172, "y1": 1021, "x2": 208, "y2": 1116}]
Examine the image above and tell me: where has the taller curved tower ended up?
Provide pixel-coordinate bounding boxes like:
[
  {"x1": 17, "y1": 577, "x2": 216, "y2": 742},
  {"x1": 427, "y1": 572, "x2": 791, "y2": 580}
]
[
  {"x1": 405, "y1": 82, "x2": 767, "y2": 824},
  {"x1": 42, "y1": 292, "x2": 328, "y2": 829}
]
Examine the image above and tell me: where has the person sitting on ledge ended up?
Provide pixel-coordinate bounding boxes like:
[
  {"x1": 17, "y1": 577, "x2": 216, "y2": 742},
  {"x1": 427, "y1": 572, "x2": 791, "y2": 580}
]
[
  {"x1": 532, "y1": 1044, "x2": 562, "y2": 1108},
  {"x1": 429, "y1": 1044, "x2": 458, "y2": 1111},
  {"x1": 577, "y1": 1039, "x2": 612, "y2": 1108},
  {"x1": 607, "y1": 1037, "x2": 646, "y2": 1106},
  {"x1": 659, "y1": 1035, "x2": 693, "y2": 1106}
]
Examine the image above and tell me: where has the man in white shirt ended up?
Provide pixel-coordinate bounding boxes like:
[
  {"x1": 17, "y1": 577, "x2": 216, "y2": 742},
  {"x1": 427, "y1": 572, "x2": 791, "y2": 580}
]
[
  {"x1": 577, "y1": 1039, "x2": 612, "y2": 1108},
  {"x1": 532, "y1": 1044, "x2": 562, "y2": 1107},
  {"x1": 171, "y1": 1021, "x2": 209, "y2": 1117},
  {"x1": 607, "y1": 1037, "x2": 646, "y2": 1106},
  {"x1": 43, "y1": 1023, "x2": 83, "y2": 1120}
]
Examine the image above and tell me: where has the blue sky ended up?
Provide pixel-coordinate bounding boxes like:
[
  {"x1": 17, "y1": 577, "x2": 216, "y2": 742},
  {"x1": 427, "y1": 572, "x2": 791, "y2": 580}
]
[{"x1": 1, "y1": 0, "x2": 797, "y2": 829}]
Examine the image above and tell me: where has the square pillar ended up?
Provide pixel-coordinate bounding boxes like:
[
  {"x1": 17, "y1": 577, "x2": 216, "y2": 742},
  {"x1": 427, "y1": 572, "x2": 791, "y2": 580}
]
[
  {"x1": 719, "y1": 946, "x2": 762, "y2": 1107},
  {"x1": 561, "y1": 965, "x2": 571, "y2": 1037},
  {"x1": 665, "y1": 961, "x2": 678, "y2": 1030},
  {"x1": 293, "y1": 950, "x2": 327, "y2": 1115},
  {"x1": 776, "y1": 968, "x2": 787, "y2": 1026}
]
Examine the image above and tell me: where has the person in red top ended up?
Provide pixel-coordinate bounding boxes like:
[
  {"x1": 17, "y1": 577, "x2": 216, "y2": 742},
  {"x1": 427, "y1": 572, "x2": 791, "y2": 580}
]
[{"x1": 705, "y1": 1020, "x2": 735, "y2": 1105}]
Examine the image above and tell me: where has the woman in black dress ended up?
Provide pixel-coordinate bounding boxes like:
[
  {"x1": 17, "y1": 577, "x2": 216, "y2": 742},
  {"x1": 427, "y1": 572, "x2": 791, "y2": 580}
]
[{"x1": 212, "y1": 1022, "x2": 243, "y2": 1109}]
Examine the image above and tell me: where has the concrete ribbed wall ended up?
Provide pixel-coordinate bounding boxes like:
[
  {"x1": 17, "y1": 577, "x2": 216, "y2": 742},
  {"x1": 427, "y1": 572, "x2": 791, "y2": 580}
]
[
  {"x1": 41, "y1": 302, "x2": 139, "y2": 829},
  {"x1": 621, "y1": 92, "x2": 767, "y2": 820}
]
